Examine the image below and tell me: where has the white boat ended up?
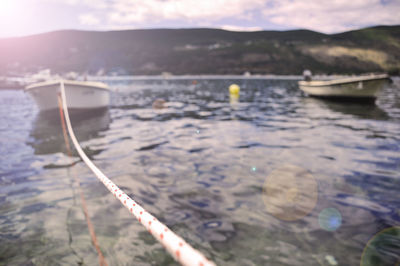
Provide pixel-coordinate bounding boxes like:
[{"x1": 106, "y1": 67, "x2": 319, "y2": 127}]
[
  {"x1": 25, "y1": 80, "x2": 110, "y2": 111},
  {"x1": 298, "y1": 74, "x2": 390, "y2": 100}
]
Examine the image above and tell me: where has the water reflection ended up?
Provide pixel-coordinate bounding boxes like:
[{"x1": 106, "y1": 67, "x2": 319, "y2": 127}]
[
  {"x1": 229, "y1": 94, "x2": 240, "y2": 107},
  {"x1": 28, "y1": 108, "x2": 110, "y2": 155},
  {"x1": 301, "y1": 97, "x2": 389, "y2": 120}
]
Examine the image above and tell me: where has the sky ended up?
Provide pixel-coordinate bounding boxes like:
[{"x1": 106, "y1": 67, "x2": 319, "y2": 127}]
[{"x1": 0, "y1": 0, "x2": 399, "y2": 38}]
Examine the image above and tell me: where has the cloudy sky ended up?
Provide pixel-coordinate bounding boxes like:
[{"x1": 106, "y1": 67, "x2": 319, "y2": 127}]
[{"x1": 0, "y1": 0, "x2": 399, "y2": 37}]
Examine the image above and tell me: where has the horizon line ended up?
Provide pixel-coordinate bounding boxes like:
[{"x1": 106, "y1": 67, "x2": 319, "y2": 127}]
[{"x1": 1, "y1": 24, "x2": 399, "y2": 40}]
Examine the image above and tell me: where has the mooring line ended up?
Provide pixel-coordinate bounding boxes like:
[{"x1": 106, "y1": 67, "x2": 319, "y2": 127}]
[
  {"x1": 58, "y1": 94, "x2": 108, "y2": 266},
  {"x1": 59, "y1": 81, "x2": 215, "y2": 266}
]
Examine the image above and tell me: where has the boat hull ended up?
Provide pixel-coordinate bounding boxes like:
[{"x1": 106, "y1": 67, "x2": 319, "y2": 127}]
[
  {"x1": 298, "y1": 75, "x2": 389, "y2": 99},
  {"x1": 25, "y1": 80, "x2": 110, "y2": 111}
]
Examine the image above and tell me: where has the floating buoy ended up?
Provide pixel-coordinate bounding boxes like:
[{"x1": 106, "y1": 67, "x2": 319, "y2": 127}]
[
  {"x1": 152, "y1": 98, "x2": 166, "y2": 109},
  {"x1": 229, "y1": 84, "x2": 240, "y2": 95}
]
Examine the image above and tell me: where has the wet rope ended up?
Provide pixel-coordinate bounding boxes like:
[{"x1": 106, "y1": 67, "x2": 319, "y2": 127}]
[
  {"x1": 57, "y1": 94, "x2": 108, "y2": 266},
  {"x1": 59, "y1": 81, "x2": 215, "y2": 266}
]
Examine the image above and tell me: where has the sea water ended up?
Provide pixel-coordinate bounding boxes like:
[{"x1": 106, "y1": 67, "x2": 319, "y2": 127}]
[{"x1": 1, "y1": 77, "x2": 399, "y2": 265}]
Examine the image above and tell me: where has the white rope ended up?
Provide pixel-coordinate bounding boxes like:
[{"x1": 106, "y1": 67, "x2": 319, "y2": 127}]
[{"x1": 60, "y1": 81, "x2": 215, "y2": 266}]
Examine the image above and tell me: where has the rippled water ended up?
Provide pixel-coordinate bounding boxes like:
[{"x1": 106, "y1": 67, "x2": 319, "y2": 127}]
[{"x1": 1, "y1": 77, "x2": 399, "y2": 265}]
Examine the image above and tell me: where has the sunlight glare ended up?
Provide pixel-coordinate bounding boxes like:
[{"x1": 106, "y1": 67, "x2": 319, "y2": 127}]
[
  {"x1": 0, "y1": 0, "x2": 16, "y2": 18},
  {"x1": 0, "y1": 0, "x2": 31, "y2": 37}
]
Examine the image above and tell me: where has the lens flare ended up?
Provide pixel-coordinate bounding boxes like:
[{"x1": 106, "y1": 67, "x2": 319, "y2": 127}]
[
  {"x1": 0, "y1": 0, "x2": 14, "y2": 15},
  {"x1": 318, "y1": 208, "x2": 342, "y2": 231},
  {"x1": 262, "y1": 164, "x2": 318, "y2": 221},
  {"x1": 361, "y1": 226, "x2": 400, "y2": 266}
]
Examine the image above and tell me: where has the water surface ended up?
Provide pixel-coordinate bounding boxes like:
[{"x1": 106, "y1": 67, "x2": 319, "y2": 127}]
[{"x1": 1, "y1": 77, "x2": 399, "y2": 265}]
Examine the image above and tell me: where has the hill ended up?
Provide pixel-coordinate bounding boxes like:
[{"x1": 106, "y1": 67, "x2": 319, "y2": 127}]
[{"x1": 0, "y1": 26, "x2": 399, "y2": 76}]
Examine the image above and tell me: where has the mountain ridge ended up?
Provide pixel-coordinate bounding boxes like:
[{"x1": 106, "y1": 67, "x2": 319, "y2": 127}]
[{"x1": 1, "y1": 25, "x2": 399, "y2": 76}]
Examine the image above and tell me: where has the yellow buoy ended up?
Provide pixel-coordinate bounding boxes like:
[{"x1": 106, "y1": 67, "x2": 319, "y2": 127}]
[{"x1": 229, "y1": 84, "x2": 240, "y2": 95}]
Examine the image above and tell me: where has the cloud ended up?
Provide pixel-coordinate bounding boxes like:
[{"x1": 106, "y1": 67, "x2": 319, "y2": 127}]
[
  {"x1": 43, "y1": 0, "x2": 109, "y2": 9},
  {"x1": 107, "y1": 0, "x2": 265, "y2": 24},
  {"x1": 221, "y1": 25, "x2": 263, "y2": 32},
  {"x1": 79, "y1": 13, "x2": 101, "y2": 25},
  {"x1": 43, "y1": 0, "x2": 400, "y2": 33},
  {"x1": 261, "y1": 0, "x2": 400, "y2": 33}
]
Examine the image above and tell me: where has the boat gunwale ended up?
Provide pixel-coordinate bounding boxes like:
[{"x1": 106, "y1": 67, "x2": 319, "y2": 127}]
[
  {"x1": 25, "y1": 80, "x2": 110, "y2": 92},
  {"x1": 298, "y1": 74, "x2": 389, "y2": 87}
]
